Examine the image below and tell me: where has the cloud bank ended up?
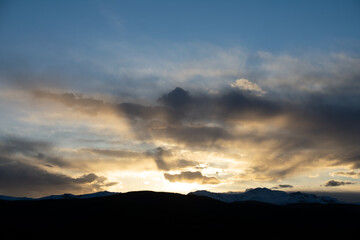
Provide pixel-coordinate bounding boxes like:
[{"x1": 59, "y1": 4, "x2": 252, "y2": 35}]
[
  {"x1": 31, "y1": 82, "x2": 360, "y2": 179},
  {"x1": 1, "y1": 48, "x2": 360, "y2": 195}
]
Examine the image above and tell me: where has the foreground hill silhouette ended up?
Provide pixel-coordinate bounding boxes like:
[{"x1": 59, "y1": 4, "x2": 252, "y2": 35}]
[{"x1": 1, "y1": 191, "x2": 359, "y2": 238}]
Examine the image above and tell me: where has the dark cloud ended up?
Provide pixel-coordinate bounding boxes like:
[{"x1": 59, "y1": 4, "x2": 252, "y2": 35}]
[
  {"x1": 272, "y1": 184, "x2": 293, "y2": 189},
  {"x1": 33, "y1": 87, "x2": 286, "y2": 125},
  {"x1": 0, "y1": 136, "x2": 117, "y2": 197},
  {"x1": 0, "y1": 157, "x2": 72, "y2": 188},
  {"x1": 0, "y1": 136, "x2": 71, "y2": 168},
  {"x1": 116, "y1": 87, "x2": 195, "y2": 124},
  {"x1": 146, "y1": 147, "x2": 171, "y2": 171},
  {"x1": 153, "y1": 125, "x2": 232, "y2": 146},
  {"x1": 37, "y1": 153, "x2": 73, "y2": 168},
  {"x1": 217, "y1": 90, "x2": 284, "y2": 119},
  {"x1": 117, "y1": 102, "x2": 167, "y2": 121},
  {"x1": 299, "y1": 94, "x2": 360, "y2": 142},
  {"x1": 324, "y1": 180, "x2": 355, "y2": 187},
  {"x1": 158, "y1": 87, "x2": 191, "y2": 121},
  {"x1": 157, "y1": 87, "x2": 286, "y2": 124},
  {"x1": 0, "y1": 157, "x2": 108, "y2": 197},
  {"x1": 159, "y1": 87, "x2": 191, "y2": 108},
  {"x1": 145, "y1": 147, "x2": 201, "y2": 171},
  {"x1": 0, "y1": 136, "x2": 50, "y2": 156},
  {"x1": 164, "y1": 171, "x2": 219, "y2": 184},
  {"x1": 33, "y1": 90, "x2": 171, "y2": 129},
  {"x1": 72, "y1": 173, "x2": 99, "y2": 184},
  {"x1": 31, "y1": 87, "x2": 360, "y2": 178}
]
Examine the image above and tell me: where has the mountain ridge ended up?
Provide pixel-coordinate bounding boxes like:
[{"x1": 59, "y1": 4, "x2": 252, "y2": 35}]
[
  {"x1": 0, "y1": 187, "x2": 354, "y2": 205},
  {"x1": 190, "y1": 187, "x2": 343, "y2": 205}
]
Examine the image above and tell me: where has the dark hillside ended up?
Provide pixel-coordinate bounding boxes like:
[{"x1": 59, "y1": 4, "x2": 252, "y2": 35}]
[{"x1": 0, "y1": 191, "x2": 358, "y2": 238}]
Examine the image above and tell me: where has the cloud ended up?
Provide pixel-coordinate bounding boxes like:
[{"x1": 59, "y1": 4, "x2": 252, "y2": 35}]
[
  {"x1": 153, "y1": 125, "x2": 232, "y2": 147},
  {"x1": 164, "y1": 171, "x2": 220, "y2": 185},
  {"x1": 2, "y1": 40, "x2": 360, "y2": 194},
  {"x1": 72, "y1": 173, "x2": 99, "y2": 184},
  {"x1": 217, "y1": 90, "x2": 283, "y2": 120},
  {"x1": 0, "y1": 136, "x2": 72, "y2": 168},
  {"x1": 177, "y1": 159, "x2": 198, "y2": 168},
  {"x1": 271, "y1": 184, "x2": 293, "y2": 189},
  {"x1": 157, "y1": 88, "x2": 359, "y2": 179},
  {"x1": 0, "y1": 157, "x2": 113, "y2": 197},
  {"x1": 0, "y1": 136, "x2": 50, "y2": 156},
  {"x1": 33, "y1": 90, "x2": 112, "y2": 116},
  {"x1": 37, "y1": 154, "x2": 73, "y2": 168},
  {"x1": 324, "y1": 180, "x2": 355, "y2": 187},
  {"x1": 32, "y1": 89, "x2": 172, "y2": 128},
  {"x1": 253, "y1": 52, "x2": 360, "y2": 96},
  {"x1": 83, "y1": 148, "x2": 144, "y2": 159},
  {"x1": 80, "y1": 146, "x2": 199, "y2": 172},
  {"x1": 144, "y1": 147, "x2": 199, "y2": 171},
  {"x1": 230, "y1": 78, "x2": 266, "y2": 95},
  {"x1": 20, "y1": 50, "x2": 360, "y2": 184},
  {"x1": 0, "y1": 136, "x2": 117, "y2": 197},
  {"x1": 30, "y1": 86, "x2": 360, "y2": 181},
  {"x1": 159, "y1": 87, "x2": 191, "y2": 109},
  {"x1": 147, "y1": 147, "x2": 172, "y2": 171},
  {"x1": 331, "y1": 170, "x2": 360, "y2": 179},
  {"x1": 81, "y1": 147, "x2": 178, "y2": 172}
]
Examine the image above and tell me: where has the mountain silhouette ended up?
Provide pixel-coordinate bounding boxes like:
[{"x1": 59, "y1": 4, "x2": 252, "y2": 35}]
[{"x1": 0, "y1": 190, "x2": 358, "y2": 238}]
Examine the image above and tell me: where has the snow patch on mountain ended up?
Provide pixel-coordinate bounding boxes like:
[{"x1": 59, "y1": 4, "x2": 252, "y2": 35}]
[
  {"x1": 190, "y1": 188, "x2": 341, "y2": 205},
  {"x1": 39, "y1": 191, "x2": 118, "y2": 200}
]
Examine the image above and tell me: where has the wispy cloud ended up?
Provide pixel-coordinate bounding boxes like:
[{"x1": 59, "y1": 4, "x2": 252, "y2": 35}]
[{"x1": 331, "y1": 170, "x2": 360, "y2": 179}]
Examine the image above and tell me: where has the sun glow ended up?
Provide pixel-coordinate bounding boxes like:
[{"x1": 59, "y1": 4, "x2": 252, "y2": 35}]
[
  {"x1": 163, "y1": 181, "x2": 203, "y2": 194},
  {"x1": 101, "y1": 170, "x2": 207, "y2": 194}
]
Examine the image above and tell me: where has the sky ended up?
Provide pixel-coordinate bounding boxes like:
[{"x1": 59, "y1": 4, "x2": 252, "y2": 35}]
[{"x1": 1, "y1": 0, "x2": 360, "y2": 200}]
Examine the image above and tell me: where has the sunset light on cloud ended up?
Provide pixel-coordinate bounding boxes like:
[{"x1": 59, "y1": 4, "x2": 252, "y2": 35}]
[{"x1": 0, "y1": 0, "x2": 360, "y2": 202}]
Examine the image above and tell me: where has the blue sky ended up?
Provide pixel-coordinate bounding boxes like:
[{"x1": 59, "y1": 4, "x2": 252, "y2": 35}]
[
  {"x1": 1, "y1": 0, "x2": 360, "y2": 73},
  {"x1": 1, "y1": 0, "x2": 360, "y2": 53},
  {"x1": 0, "y1": 0, "x2": 360, "y2": 198}
]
